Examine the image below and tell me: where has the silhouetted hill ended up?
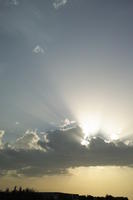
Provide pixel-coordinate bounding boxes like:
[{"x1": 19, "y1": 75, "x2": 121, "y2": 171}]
[{"x1": 0, "y1": 188, "x2": 128, "y2": 200}]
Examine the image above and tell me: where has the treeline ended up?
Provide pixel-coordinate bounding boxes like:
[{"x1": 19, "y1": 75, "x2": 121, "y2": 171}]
[{"x1": 0, "y1": 187, "x2": 128, "y2": 200}]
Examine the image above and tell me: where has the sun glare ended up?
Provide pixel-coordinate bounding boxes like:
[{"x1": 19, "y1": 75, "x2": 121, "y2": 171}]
[
  {"x1": 80, "y1": 120, "x2": 100, "y2": 136},
  {"x1": 103, "y1": 125, "x2": 122, "y2": 142},
  {"x1": 78, "y1": 114, "x2": 122, "y2": 146},
  {"x1": 110, "y1": 133, "x2": 119, "y2": 141},
  {"x1": 79, "y1": 115, "x2": 101, "y2": 146}
]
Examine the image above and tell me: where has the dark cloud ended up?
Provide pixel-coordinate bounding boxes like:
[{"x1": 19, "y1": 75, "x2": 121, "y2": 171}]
[{"x1": 0, "y1": 127, "x2": 133, "y2": 177}]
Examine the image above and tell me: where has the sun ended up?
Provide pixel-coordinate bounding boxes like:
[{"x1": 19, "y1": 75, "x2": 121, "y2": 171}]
[
  {"x1": 79, "y1": 115, "x2": 101, "y2": 146},
  {"x1": 80, "y1": 120, "x2": 100, "y2": 136}
]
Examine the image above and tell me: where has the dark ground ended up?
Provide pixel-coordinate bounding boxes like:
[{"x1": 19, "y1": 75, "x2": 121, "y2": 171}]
[{"x1": 0, "y1": 189, "x2": 128, "y2": 200}]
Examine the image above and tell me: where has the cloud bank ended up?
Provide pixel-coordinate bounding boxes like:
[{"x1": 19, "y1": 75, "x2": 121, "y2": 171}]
[{"x1": 0, "y1": 127, "x2": 133, "y2": 177}]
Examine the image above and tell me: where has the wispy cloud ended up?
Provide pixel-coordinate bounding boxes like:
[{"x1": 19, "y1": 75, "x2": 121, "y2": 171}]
[
  {"x1": 9, "y1": 0, "x2": 19, "y2": 6},
  {"x1": 15, "y1": 121, "x2": 20, "y2": 125},
  {"x1": 33, "y1": 45, "x2": 45, "y2": 54},
  {"x1": 53, "y1": 0, "x2": 68, "y2": 10}
]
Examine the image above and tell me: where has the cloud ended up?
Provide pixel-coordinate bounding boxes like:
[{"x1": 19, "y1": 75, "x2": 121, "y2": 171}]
[
  {"x1": 9, "y1": 0, "x2": 19, "y2": 6},
  {"x1": 59, "y1": 118, "x2": 77, "y2": 131},
  {"x1": 0, "y1": 130, "x2": 5, "y2": 149},
  {"x1": 52, "y1": 0, "x2": 68, "y2": 10},
  {"x1": 1, "y1": 127, "x2": 133, "y2": 177},
  {"x1": 0, "y1": 130, "x2": 4, "y2": 149},
  {"x1": 32, "y1": 45, "x2": 45, "y2": 54},
  {"x1": 13, "y1": 130, "x2": 46, "y2": 151}
]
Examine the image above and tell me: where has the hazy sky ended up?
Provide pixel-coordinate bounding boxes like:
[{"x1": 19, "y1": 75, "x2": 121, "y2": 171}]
[{"x1": 0, "y1": 0, "x2": 133, "y2": 199}]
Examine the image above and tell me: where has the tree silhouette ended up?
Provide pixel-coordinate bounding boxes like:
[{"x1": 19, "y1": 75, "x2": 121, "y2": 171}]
[{"x1": 0, "y1": 187, "x2": 129, "y2": 200}]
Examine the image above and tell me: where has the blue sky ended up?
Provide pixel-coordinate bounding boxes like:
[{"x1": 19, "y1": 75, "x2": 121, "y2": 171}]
[
  {"x1": 1, "y1": 1, "x2": 133, "y2": 195},
  {"x1": 0, "y1": 0, "x2": 133, "y2": 133}
]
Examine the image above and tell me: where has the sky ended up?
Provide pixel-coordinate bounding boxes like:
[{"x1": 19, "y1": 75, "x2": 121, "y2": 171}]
[{"x1": 0, "y1": 0, "x2": 133, "y2": 199}]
